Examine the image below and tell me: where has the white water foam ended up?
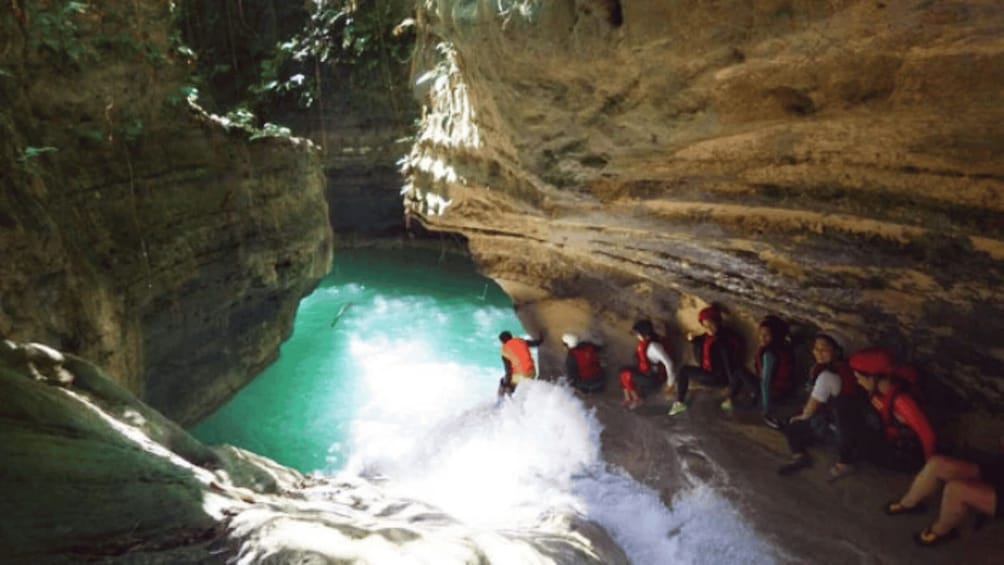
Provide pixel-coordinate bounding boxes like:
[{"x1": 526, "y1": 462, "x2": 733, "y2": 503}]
[{"x1": 333, "y1": 330, "x2": 775, "y2": 564}]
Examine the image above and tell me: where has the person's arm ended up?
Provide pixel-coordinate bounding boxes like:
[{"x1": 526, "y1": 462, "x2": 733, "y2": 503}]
[
  {"x1": 690, "y1": 334, "x2": 703, "y2": 363},
  {"x1": 793, "y1": 372, "x2": 837, "y2": 420},
  {"x1": 894, "y1": 395, "x2": 936, "y2": 460},
  {"x1": 793, "y1": 397, "x2": 822, "y2": 421},
  {"x1": 526, "y1": 334, "x2": 544, "y2": 347},
  {"x1": 501, "y1": 356, "x2": 513, "y2": 379},
  {"x1": 648, "y1": 342, "x2": 675, "y2": 386}
]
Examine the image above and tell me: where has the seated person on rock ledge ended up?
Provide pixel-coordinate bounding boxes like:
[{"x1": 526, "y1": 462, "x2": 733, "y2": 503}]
[
  {"x1": 755, "y1": 315, "x2": 796, "y2": 430},
  {"x1": 562, "y1": 333, "x2": 605, "y2": 394},
  {"x1": 619, "y1": 320, "x2": 682, "y2": 414},
  {"x1": 679, "y1": 306, "x2": 757, "y2": 413},
  {"x1": 778, "y1": 334, "x2": 861, "y2": 478},
  {"x1": 847, "y1": 347, "x2": 936, "y2": 476},
  {"x1": 498, "y1": 330, "x2": 543, "y2": 397},
  {"x1": 885, "y1": 437, "x2": 1004, "y2": 548}
]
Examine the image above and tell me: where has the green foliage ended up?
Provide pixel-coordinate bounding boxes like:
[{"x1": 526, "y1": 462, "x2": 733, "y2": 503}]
[
  {"x1": 249, "y1": 122, "x2": 293, "y2": 141},
  {"x1": 122, "y1": 118, "x2": 144, "y2": 142},
  {"x1": 27, "y1": 1, "x2": 175, "y2": 71},
  {"x1": 75, "y1": 126, "x2": 107, "y2": 143},
  {"x1": 17, "y1": 146, "x2": 59, "y2": 162},
  {"x1": 175, "y1": 1, "x2": 413, "y2": 115},
  {"x1": 253, "y1": 0, "x2": 413, "y2": 109},
  {"x1": 28, "y1": 1, "x2": 95, "y2": 67},
  {"x1": 218, "y1": 107, "x2": 292, "y2": 141},
  {"x1": 16, "y1": 146, "x2": 59, "y2": 177}
]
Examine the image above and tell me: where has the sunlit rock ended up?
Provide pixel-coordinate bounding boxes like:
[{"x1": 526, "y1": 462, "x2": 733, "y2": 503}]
[{"x1": 406, "y1": 0, "x2": 1004, "y2": 416}]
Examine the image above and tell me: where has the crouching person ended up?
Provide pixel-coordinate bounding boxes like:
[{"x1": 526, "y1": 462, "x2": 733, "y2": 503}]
[
  {"x1": 562, "y1": 333, "x2": 605, "y2": 393},
  {"x1": 850, "y1": 347, "x2": 936, "y2": 474},
  {"x1": 680, "y1": 306, "x2": 757, "y2": 413},
  {"x1": 620, "y1": 320, "x2": 684, "y2": 415},
  {"x1": 885, "y1": 438, "x2": 1004, "y2": 547},
  {"x1": 778, "y1": 334, "x2": 860, "y2": 477}
]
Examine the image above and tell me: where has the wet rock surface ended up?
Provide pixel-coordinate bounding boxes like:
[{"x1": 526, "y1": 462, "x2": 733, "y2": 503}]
[
  {"x1": 588, "y1": 386, "x2": 1004, "y2": 564},
  {"x1": 405, "y1": 1, "x2": 1004, "y2": 420}
]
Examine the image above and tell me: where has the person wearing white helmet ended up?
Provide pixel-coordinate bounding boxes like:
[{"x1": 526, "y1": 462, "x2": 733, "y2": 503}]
[{"x1": 562, "y1": 333, "x2": 605, "y2": 393}]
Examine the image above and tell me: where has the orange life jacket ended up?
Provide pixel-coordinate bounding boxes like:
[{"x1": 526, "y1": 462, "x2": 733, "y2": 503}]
[
  {"x1": 502, "y1": 338, "x2": 536, "y2": 377},
  {"x1": 570, "y1": 343, "x2": 602, "y2": 381}
]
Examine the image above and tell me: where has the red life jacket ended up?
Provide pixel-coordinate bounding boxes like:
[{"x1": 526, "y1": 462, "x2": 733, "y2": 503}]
[
  {"x1": 809, "y1": 361, "x2": 859, "y2": 398},
  {"x1": 870, "y1": 387, "x2": 936, "y2": 459},
  {"x1": 701, "y1": 335, "x2": 715, "y2": 372},
  {"x1": 835, "y1": 362, "x2": 858, "y2": 397},
  {"x1": 756, "y1": 344, "x2": 794, "y2": 397},
  {"x1": 502, "y1": 338, "x2": 535, "y2": 377},
  {"x1": 570, "y1": 343, "x2": 602, "y2": 381},
  {"x1": 636, "y1": 336, "x2": 670, "y2": 382}
]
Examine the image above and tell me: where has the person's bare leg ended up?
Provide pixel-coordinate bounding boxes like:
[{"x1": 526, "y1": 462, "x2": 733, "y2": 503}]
[
  {"x1": 930, "y1": 479, "x2": 996, "y2": 535},
  {"x1": 900, "y1": 455, "x2": 980, "y2": 508}
]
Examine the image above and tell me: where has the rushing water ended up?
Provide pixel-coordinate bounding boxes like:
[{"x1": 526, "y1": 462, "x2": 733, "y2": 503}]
[{"x1": 193, "y1": 247, "x2": 774, "y2": 564}]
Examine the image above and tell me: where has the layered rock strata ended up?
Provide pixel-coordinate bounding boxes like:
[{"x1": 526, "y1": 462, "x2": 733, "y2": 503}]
[
  {"x1": 0, "y1": 1, "x2": 332, "y2": 424},
  {"x1": 405, "y1": 0, "x2": 1004, "y2": 414}
]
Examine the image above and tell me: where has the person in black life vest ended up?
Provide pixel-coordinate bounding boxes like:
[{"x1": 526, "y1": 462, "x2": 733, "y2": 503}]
[
  {"x1": 619, "y1": 319, "x2": 683, "y2": 414},
  {"x1": 678, "y1": 305, "x2": 757, "y2": 412},
  {"x1": 756, "y1": 315, "x2": 796, "y2": 429},
  {"x1": 562, "y1": 333, "x2": 605, "y2": 393},
  {"x1": 498, "y1": 330, "x2": 543, "y2": 397},
  {"x1": 777, "y1": 334, "x2": 861, "y2": 478}
]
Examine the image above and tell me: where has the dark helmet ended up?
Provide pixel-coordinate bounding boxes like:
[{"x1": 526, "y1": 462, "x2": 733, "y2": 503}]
[
  {"x1": 759, "y1": 315, "x2": 790, "y2": 341},
  {"x1": 498, "y1": 331, "x2": 513, "y2": 343},
  {"x1": 631, "y1": 320, "x2": 655, "y2": 339}
]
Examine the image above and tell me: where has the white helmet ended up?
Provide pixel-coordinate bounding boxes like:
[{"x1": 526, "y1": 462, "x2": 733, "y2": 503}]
[{"x1": 561, "y1": 333, "x2": 579, "y2": 348}]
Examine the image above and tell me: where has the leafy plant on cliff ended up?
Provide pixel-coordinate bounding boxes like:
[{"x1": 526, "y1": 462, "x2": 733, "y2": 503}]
[
  {"x1": 27, "y1": 1, "x2": 94, "y2": 67},
  {"x1": 174, "y1": 0, "x2": 415, "y2": 145},
  {"x1": 15, "y1": 146, "x2": 59, "y2": 177}
]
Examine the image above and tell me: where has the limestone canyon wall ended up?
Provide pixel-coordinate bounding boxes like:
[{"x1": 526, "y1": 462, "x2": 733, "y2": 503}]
[
  {"x1": 406, "y1": 1, "x2": 1004, "y2": 414},
  {"x1": 0, "y1": 1, "x2": 332, "y2": 424}
]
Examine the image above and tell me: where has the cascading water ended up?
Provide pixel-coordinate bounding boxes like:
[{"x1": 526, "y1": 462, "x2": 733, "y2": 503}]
[{"x1": 193, "y1": 248, "x2": 776, "y2": 564}]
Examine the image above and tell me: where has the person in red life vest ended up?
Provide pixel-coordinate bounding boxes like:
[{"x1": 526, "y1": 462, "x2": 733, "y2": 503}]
[
  {"x1": 498, "y1": 330, "x2": 543, "y2": 396},
  {"x1": 755, "y1": 315, "x2": 795, "y2": 430},
  {"x1": 619, "y1": 320, "x2": 683, "y2": 414},
  {"x1": 678, "y1": 305, "x2": 757, "y2": 413},
  {"x1": 885, "y1": 436, "x2": 1004, "y2": 547},
  {"x1": 851, "y1": 347, "x2": 936, "y2": 475},
  {"x1": 562, "y1": 333, "x2": 605, "y2": 393},
  {"x1": 777, "y1": 334, "x2": 861, "y2": 477}
]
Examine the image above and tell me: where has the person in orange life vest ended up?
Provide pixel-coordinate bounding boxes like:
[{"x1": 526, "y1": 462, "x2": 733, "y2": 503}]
[
  {"x1": 777, "y1": 334, "x2": 862, "y2": 477},
  {"x1": 498, "y1": 330, "x2": 543, "y2": 396},
  {"x1": 619, "y1": 319, "x2": 682, "y2": 413},
  {"x1": 836, "y1": 347, "x2": 936, "y2": 481},
  {"x1": 562, "y1": 333, "x2": 605, "y2": 393},
  {"x1": 885, "y1": 436, "x2": 1004, "y2": 548},
  {"x1": 756, "y1": 315, "x2": 796, "y2": 429},
  {"x1": 678, "y1": 306, "x2": 757, "y2": 413}
]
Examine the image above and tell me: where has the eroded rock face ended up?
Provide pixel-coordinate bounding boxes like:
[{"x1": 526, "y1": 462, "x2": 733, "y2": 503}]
[
  {"x1": 0, "y1": 1, "x2": 332, "y2": 424},
  {"x1": 406, "y1": 0, "x2": 1004, "y2": 412}
]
